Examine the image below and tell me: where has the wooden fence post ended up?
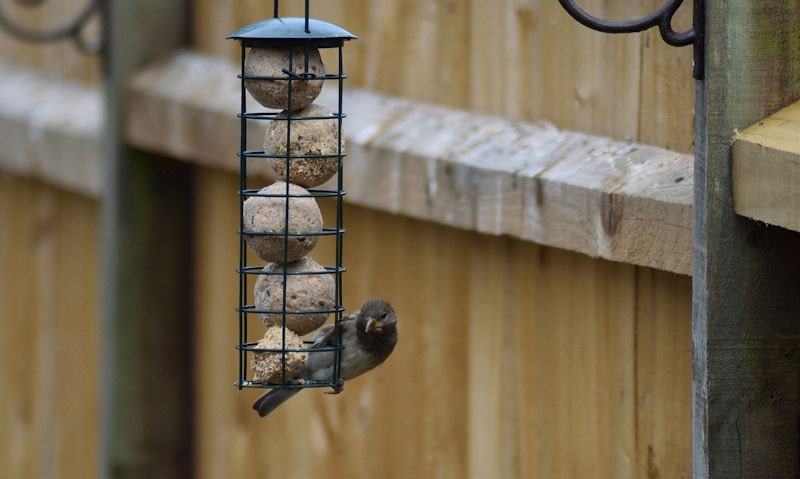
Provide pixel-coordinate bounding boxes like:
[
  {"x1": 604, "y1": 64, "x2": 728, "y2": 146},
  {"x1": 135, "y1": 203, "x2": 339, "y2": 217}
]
[
  {"x1": 101, "y1": 1, "x2": 190, "y2": 478},
  {"x1": 693, "y1": 1, "x2": 800, "y2": 477}
]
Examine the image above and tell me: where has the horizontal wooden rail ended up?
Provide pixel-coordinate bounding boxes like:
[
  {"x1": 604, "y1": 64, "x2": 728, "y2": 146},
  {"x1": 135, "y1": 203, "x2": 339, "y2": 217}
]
[
  {"x1": 733, "y1": 100, "x2": 800, "y2": 232},
  {"x1": 0, "y1": 51, "x2": 694, "y2": 274},
  {"x1": 0, "y1": 61, "x2": 103, "y2": 197}
]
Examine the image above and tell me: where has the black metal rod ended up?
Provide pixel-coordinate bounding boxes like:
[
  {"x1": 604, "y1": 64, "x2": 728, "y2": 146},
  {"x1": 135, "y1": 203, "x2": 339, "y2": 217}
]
[
  {"x1": 304, "y1": 0, "x2": 310, "y2": 33},
  {"x1": 333, "y1": 43, "x2": 345, "y2": 390},
  {"x1": 557, "y1": 0, "x2": 703, "y2": 79},
  {"x1": 692, "y1": 0, "x2": 704, "y2": 80},
  {"x1": 280, "y1": 48, "x2": 294, "y2": 383},
  {"x1": 238, "y1": 43, "x2": 248, "y2": 390},
  {"x1": 0, "y1": 0, "x2": 103, "y2": 53},
  {"x1": 557, "y1": 0, "x2": 691, "y2": 44}
]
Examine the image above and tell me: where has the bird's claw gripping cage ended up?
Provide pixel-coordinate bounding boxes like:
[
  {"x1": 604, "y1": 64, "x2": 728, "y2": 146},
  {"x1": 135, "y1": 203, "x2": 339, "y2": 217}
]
[{"x1": 228, "y1": 2, "x2": 356, "y2": 393}]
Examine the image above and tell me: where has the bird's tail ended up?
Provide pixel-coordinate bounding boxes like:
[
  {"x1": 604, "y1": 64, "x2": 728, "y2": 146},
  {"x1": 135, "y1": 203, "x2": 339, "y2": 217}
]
[{"x1": 253, "y1": 388, "x2": 301, "y2": 417}]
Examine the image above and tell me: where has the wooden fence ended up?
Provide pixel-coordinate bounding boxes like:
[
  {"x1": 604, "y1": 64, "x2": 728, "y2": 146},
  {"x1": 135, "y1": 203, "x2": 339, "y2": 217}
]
[
  {"x1": 193, "y1": 168, "x2": 691, "y2": 478},
  {"x1": 0, "y1": 176, "x2": 100, "y2": 478},
  {"x1": 194, "y1": 0, "x2": 695, "y2": 151},
  {"x1": 0, "y1": 0, "x2": 699, "y2": 477}
]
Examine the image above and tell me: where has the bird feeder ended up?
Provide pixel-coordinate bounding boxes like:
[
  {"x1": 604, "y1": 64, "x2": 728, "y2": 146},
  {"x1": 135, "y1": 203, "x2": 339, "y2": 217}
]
[{"x1": 228, "y1": 2, "x2": 356, "y2": 394}]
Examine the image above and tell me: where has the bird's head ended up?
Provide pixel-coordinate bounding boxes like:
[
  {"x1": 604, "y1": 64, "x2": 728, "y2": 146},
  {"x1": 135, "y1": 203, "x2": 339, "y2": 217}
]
[{"x1": 359, "y1": 299, "x2": 397, "y2": 333}]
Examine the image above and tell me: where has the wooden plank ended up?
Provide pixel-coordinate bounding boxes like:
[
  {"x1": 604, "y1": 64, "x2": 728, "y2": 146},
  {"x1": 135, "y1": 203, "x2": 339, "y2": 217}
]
[
  {"x1": 191, "y1": 0, "x2": 237, "y2": 58},
  {"x1": 466, "y1": 234, "x2": 519, "y2": 479},
  {"x1": 125, "y1": 51, "x2": 693, "y2": 275},
  {"x1": 635, "y1": 269, "x2": 692, "y2": 479},
  {"x1": 51, "y1": 184, "x2": 102, "y2": 478},
  {"x1": 100, "y1": 1, "x2": 192, "y2": 477},
  {"x1": 732, "y1": 100, "x2": 800, "y2": 231},
  {"x1": 482, "y1": 241, "x2": 640, "y2": 478},
  {"x1": 0, "y1": 177, "x2": 100, "y2": 478},
  {"x1": 467, "y1": 0, "x2": 509, "y2": 116},
  {"x1": 693, "y1": 1, "x2": 800, "y2": 477},
  {"x1": 189, "y1": 0, "x2": 694, "y2": 147},
  {"x1": 0, "y1": 177, "x2": 43, "y2": 479},
  {"x1": 469, "y1": 0, "x2": 643, "y2": 134},
  {"x1": 0, "y1": 60, "x2": 103, "y2": 198},
  {"x1": 637, "y1": 0, "x2": 696, "y2": 152},
  {"x1": 193, "y1": 168, "x2": 247, "y2": 479}
]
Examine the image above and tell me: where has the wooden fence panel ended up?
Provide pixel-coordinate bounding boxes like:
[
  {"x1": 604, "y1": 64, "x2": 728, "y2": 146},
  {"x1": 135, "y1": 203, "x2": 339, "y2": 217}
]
[
  {"x1": 191, "y1": 0, "x2": 694, "y2": 152},
  {"x1": 0, "y1": 176, "x2": 100, "y2": 479},
  {"x1": 0, "y1": 1, "x2": 698, "y2": 477},
  {"x1": 193, "y1": 166, "x2": 691, "y2": 478},
  {"x1": 635, "y1": 268, "x2": 693, "y2": 479},
  {"x1": 0, "y1": 150, "x2": 690, "y2": 478}
]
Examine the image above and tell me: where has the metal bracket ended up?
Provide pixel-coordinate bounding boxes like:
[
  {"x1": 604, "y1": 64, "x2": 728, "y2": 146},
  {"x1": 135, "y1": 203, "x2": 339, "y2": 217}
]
[
  {"x1": 0, "y1": 0, "x2": 104, "y2": 54},
  {"x1": 558, "y1": 0, "x2": 704, "y2": 79}
]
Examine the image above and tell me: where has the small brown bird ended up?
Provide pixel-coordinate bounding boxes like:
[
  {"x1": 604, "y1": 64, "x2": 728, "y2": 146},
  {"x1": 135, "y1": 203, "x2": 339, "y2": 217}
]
[{"x1": 253, "y1": 299, "x2": 398, "y2": 417}]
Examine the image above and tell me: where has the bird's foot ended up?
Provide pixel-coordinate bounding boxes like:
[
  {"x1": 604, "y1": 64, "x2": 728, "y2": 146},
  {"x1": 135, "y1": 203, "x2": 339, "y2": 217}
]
[{"x1": 325, "y1": 383, "x2": 344, "y2": 395}]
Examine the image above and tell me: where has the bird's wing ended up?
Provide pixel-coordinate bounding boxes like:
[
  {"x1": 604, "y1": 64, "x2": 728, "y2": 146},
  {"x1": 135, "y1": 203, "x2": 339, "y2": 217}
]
[
  {"x1": 309, "y1": 324, "x2": 335, "y2": 348},
  {"x1": 309, "y1": 314, "x2": 356, "y2": 349}
]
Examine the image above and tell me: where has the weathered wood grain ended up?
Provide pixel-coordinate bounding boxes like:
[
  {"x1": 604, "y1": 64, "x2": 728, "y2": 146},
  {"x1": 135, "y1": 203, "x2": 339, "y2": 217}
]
[
  {"x1": 693, "y1": 1, "x2": 800, "y2": 477},
  {"x1": 191, "y1": 166, "x2": 692, "y2": 479},
  {"x1": 191, "y1": 1, "x2": 694, "y2": 153},
  {"x1": 126, "y1": 51, "x2": 693, "y2": 274},
  {"x1": 0, "y1": 2, "x2": 703, "y2": 478}
]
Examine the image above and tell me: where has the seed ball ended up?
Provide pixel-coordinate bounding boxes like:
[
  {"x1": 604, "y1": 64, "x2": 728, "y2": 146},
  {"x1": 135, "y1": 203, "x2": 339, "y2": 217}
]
[
  {"x1": 254, "y1": 257, "x2": 336, "y2": 336},
  {"x1": 264, "y1": 104, "x2": 344, "y2": 188},
  {"x1": 251, "y1": 326, "x2": 308, "y2": 384},
  {"x1": 242, "y1": 182, "x2": 322, "y2": 263},
  {"x1": 244, "y1": 46, "x2": 325, "y2": 110}
]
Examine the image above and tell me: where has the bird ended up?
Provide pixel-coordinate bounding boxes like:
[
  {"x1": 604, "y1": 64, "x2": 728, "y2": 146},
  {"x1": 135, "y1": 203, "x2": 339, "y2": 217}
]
[{"x1": 253, "y1": 298, "x2": 398, "y2": 417}]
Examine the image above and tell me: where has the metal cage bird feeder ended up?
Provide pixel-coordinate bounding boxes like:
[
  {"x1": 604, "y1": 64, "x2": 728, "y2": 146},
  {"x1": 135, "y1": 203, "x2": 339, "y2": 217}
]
[{"x1": 228, "y1": 1, "x2": 356, "y2": 394}]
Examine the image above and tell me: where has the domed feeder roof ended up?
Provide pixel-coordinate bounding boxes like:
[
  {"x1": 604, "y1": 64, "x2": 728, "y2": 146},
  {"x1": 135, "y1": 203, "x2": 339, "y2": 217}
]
[{"x1": 228, "y1": 17, "x2": 357, "y2": 48}]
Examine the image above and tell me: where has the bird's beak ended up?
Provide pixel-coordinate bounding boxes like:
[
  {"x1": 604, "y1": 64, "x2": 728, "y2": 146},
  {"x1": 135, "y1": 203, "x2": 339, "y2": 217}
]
[{"x1": 365, "y1": 317, "x2": 379, "y2": 332}]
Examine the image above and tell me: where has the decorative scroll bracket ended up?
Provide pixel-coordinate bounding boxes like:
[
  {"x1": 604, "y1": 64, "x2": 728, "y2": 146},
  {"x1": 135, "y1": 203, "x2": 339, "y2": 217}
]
[
  {"x1": 558, "y1": 0, "x2": 704, "y2": 79},
  {"x1": 0, "y1": 0, "x2": 104, "y2": 54}
]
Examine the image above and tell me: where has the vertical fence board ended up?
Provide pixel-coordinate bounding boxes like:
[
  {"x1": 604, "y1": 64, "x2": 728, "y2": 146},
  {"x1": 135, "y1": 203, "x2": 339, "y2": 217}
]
[
  {"x1": 193, "y1": 168, "x2": 248, "y2": 479},
  {"x1": 466, "y1": 234, "x2": 518, "y2": 479},
  {"x1": 636, "y1": 268, "x2": 692, "y2": 479},
  {"x1": 0, "y1": 176, "x2": 100, "y2": 479},
  {"x1": 510, "y1": 245, "x2": 638, "y2": 478},
  {"x1": 693, "y1": 1, "x2": 800, "y2": 477}
]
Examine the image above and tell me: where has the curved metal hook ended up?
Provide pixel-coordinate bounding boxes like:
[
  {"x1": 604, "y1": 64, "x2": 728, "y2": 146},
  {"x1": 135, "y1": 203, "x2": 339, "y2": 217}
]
[
  {"x1": 558, "y1": 0, "x2": 703, "y2": 78},
  {"x1": 0, "y1": 0, "x2": 104, "y2": 54},
  {"x1": 558, "y1": 0, "x2": 693, "y2": 45}
]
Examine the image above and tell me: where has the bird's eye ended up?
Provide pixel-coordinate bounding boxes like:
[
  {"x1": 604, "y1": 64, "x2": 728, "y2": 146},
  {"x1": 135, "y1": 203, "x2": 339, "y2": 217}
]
[{"x1": 380, "y1": 312, "x2": 387, "y2": 320}]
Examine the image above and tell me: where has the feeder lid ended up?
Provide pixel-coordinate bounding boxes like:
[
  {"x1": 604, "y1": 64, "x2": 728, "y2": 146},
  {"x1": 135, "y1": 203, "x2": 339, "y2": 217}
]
[{"x1": 228, "y1": 17, "x2": 357, "y2": 47}]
